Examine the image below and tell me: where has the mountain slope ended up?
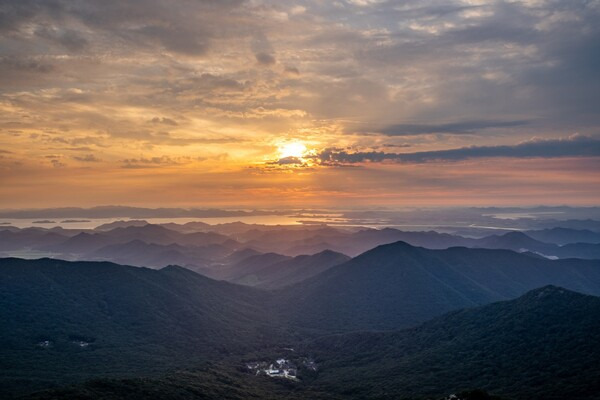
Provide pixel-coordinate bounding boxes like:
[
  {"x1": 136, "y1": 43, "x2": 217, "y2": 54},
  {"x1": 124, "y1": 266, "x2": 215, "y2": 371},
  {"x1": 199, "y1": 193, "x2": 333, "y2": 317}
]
[
  {"x1": 0, "y1": 229, "x2": 69, "y2": 251},
  {"x1": 554, "y1": 242, "x2": 600, "y2": 259},
  {"x1": 308, "y1": 286, "x2": 600, "y2": 400},
  {"x1": 86, "y1": 239, "x2": 225, "y2": 270},
  {"x1": 42, "y1": 231, "x2": 115, "y2": 254},
  {"x1": 0, "y1": 258, "x2": 280, "y2": 397},
  {"x1": 208, "y1": 252, "x2": 292, "y2": 281},
  {"x1": 474, "y1": 231, "x2": 555, "y2": 252},
  {"x1": 231, "y1": 250, "x2": 351, "y2": 289},
  {"x1": 282, "y1": 242, "x2": 600, "y2": 333},
  {"x1": 24, "y1": 365, "x2": 338, "y2": 400},
  {"x1": 239, "y1": 227, "x2": 599, "y2": 260},
  {"x1": 525, "y1": 227, "x2": 600, "y2": 245}
]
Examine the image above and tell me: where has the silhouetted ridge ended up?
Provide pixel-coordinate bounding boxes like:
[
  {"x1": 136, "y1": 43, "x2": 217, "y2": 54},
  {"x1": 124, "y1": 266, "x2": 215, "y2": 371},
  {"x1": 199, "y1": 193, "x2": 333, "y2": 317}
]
[
  {"x1": 520, "y1": 284, "x2": 573, "y2": 299},
  {"x1": 308, "y1": 286, "x2": 600, "y2": 399},
  {"x1": 282, "y1": 242, "x2": 600, "y2": 333},
  {"x1": 0, "y1": 257, "x2": 280, "y2": 398}
]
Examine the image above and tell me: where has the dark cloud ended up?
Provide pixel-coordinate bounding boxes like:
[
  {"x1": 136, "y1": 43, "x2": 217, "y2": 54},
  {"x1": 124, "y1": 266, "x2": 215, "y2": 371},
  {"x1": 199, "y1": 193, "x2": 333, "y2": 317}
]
[
  {"x1": 0, "y1": 0, "x2": 247, "y2": 56},
  {"x1": 284, "y1": 65, "x2": 300, "y2": 75},
  {"x1": 373, "y1": 120, "x2": 530, "y2": 136},
  {"x1": 192, "y1": 73, "x2": 245, "y2": 90},
  {"x1": 150, "y1": 117, "x2": 178, "y2": 126},
  {"x1": 343, "y1": 1, "x2": 600, "y2": 130},
  {"x1": 275, "y1": 156, "x2": 303, "y2": 165},
  {"x1": 121, "y1": 156, "x2": 181, "y2": 168},
  {"x1": 0, "y1": 57, "x2": 54, "y2": 73},
  {"x1": 50, "y1": 159, "x2": 66, "y2": 168},
  {"x1": 73, "y1": 154, "x2": 101, "y2": 162},
  {"x1": 133, "y1": 25, "x2": 209, "y2": 56},
  {"x1": 255, "y1": 52, "x2": 276, "y2": 66},
  {"x1": 64, "y1": 146, "x2": 93, "y2": 152},
  {"x1": 381, "y1": 144, "x2": 411, "y2": 149},
  {"x1": 317, "y1": 135, "x2": 600, "y2": 164},
  {"x1": 35, "y1": 27, "x2": 88, "y2": 52},
  {"x1": 0, "y1": 0, "x2": 65, "y2": 34},
  {"x1": 120, "y1": 155, "x2": 205, "y2": 168}
]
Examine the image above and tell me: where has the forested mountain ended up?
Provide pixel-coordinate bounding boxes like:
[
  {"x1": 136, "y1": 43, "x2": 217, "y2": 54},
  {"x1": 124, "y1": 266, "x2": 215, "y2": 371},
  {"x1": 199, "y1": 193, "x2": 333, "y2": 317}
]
[
  {"x1": 3, "y1": 236, "x2": 600, "y2": 398},
  {"x1": 230, "y1": 250, "x2": 350, "y2": 289},
  {"x1": 525, "y1": 227, "x2": 600, "y2": 245},
  {"x1": 2, "y1": 224, "x2": 599, "y2": 279},
  {"x1": 282, "y1": 241, "x2": 600, "y2": 333},
  {"x1": 0, "y1": 258, "x2": 280, "y2": 398},
  {"x1": 308, "y1": 286, "x2": 600, "y2": 400}
]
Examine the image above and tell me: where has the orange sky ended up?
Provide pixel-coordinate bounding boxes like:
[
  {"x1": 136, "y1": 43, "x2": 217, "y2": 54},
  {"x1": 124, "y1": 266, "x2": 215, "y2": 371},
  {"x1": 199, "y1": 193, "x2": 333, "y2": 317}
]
[{"x1": 0, "y1": 0, "x2": 599, "y2": 208}]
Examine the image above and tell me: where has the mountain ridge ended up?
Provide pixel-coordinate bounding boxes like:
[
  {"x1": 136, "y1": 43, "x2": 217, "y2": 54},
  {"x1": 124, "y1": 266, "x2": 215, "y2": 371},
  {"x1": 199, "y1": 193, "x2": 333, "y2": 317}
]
[
  {"x1": 281, "y1": 241, "x2": 600, "y2": 333},
  {"x1": 307, "y1": 285, "x2": 600, "y2": 399}
]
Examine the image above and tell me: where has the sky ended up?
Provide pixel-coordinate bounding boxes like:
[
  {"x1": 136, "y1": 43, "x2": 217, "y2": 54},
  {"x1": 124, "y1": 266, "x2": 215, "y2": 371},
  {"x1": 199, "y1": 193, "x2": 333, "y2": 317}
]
[{"x1": 0, "y1": 0, "x2": 599, "y2": 209}]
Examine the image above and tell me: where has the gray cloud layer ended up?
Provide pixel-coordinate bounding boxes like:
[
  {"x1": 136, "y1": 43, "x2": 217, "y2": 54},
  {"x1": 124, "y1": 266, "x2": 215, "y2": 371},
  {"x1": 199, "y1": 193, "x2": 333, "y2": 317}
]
[
  {"x1": 317, "y1": 135, "x2": 600, "y2": 164},
  {"x1": 374, "y1": 120, "x2": 531, "y2": 136},
  {"x1": 1, "y1": 0, "x2": 600, "y2": 178},
  {"x1": 1, "y1": 0, "x2": 598, "y2": 132}
]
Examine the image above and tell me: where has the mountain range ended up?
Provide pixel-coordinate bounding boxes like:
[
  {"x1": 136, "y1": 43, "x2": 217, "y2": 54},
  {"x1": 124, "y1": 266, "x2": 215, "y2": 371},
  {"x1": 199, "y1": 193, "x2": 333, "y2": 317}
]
[
  {"x1": 2, "y1": 221, "x2": 600, "y2": 399},
  {"x1": 2, "y1": 223, "x2": 600, "y2": 287},
  {"x1": 8, "y1": 275, "x2": 599, "y2": 399},
  {"x1": 307, "y1": 285, "x2": 600, "y2": 400},
  {"x1": 0, "y1": 257, "x2": 280, "y2": 398},
  {"x1": 226, "y1": 250, "x2": 351, "y2": 289},
  {"x1": 282, "y1": 241, "x2": 600, "y2": 333}
]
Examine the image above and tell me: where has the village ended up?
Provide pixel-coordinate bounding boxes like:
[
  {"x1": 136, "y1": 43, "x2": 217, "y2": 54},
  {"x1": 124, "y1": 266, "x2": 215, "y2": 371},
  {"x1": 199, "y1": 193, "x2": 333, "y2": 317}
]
[
  {"x1": 246, "y1": 357, "x2": 317, "y2": 380},
  {"x1": 37, "y1": 340, "x2": 91, "y2": 348}
]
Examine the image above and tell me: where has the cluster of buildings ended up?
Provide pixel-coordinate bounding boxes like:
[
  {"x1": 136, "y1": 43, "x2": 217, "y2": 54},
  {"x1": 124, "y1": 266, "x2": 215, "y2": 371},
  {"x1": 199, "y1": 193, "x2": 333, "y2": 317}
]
[
  {"x1": 247, "y1": 358, "x2": 298, "y2": 379},
  {"x1": 246, "y1": 357, "x2": 317, "y2": 380},
  {"x1": 37, "y1": 340, "x2": 90, "y2": 348}
]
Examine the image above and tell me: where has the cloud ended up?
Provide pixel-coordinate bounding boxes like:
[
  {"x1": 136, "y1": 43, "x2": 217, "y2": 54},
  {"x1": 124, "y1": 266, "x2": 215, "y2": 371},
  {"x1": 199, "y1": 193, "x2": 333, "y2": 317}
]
[
  {"x1": 150, "y1": 117, "x2": 178, "y2": 126},
  {"x1": 73, "y1": 154, "x2": 101, "y2": 162},
  {"x1": 121, "y1": 156, "x2": 182, "y2": 169},
  {"x1": 120, "y1": 155, "x2": 206, "y2": 168},
  {"x1": 255, "y1": 52, "x2": 276, "y2": 66},
  {"x1": 0, "y1": 57, "x2": 54, "y2": 74},
  {"x1": 283, "y1": 65, "x2": 300, "y2": 75},
  {"x1": 275, "y1": 156, "x2": 303, "y2": 165},
  {"x1": 316, "y1": 135, "x2": 600, "y2": 164},
  {"x1": 1, "y1": 0, "x2": 600, "y2": 207},
  {"x1": 35, "y1": 27, "x2": 88, "y2": 52},
  {"x1": 50, "y1": 159, "x2": 66, "y2": 168},
  {"x1": 372, "y1": 120, "x2": 531, "y2": 136},
  {"x1": 251, "y1": 32, "x2": 276, "y2": 66},
  {"x1": 133, "y1": 24, "x2": 209, "y2": 56}
]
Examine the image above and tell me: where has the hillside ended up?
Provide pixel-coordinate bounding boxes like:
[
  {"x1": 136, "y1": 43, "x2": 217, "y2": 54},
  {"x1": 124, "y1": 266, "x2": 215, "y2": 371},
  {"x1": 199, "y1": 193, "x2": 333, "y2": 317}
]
[
  {"x1": 308, "y1": 286, "x2": 600, "y2": 400},
  {"x1": 0, "y1": 258, "x2": 281, "y2": 398},
  {"x1": 3, "y1": 252, "x2": 600, "y2": 399},
  {"x1": 525, "y1": 227, "x2": 600, "y2": 245},
  {"x1": 19, "y1": 286, "x2": 595, "y2": 400},
  {"x1": 23, "y1": 364, "x2": 337, "y2": 400},
  {"x1": 282, "y1": 241, "x2": 600, "y2": 333},
  {"x1": 86, "y1": 239, "x2": 224, "y2": 271},
  {"x1": 231, "y1": 250, "x2": 351, "y2": 289},
  {"x1": 209, "y1": 252, "x2": 292, "y2": 281}
]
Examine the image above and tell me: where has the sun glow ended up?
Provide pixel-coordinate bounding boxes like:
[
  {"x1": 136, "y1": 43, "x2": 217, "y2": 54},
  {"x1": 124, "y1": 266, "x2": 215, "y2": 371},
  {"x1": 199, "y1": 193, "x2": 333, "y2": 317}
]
[{"x1": 279, "y1": 142, "x2": 307, "y2": 159}]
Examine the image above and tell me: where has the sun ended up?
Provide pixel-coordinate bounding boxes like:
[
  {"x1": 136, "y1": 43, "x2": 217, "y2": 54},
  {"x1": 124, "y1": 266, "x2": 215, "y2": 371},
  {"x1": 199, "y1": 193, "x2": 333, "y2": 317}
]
[{"x1": 279, "y1": 142, "x2": 307, "y2": 159}]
